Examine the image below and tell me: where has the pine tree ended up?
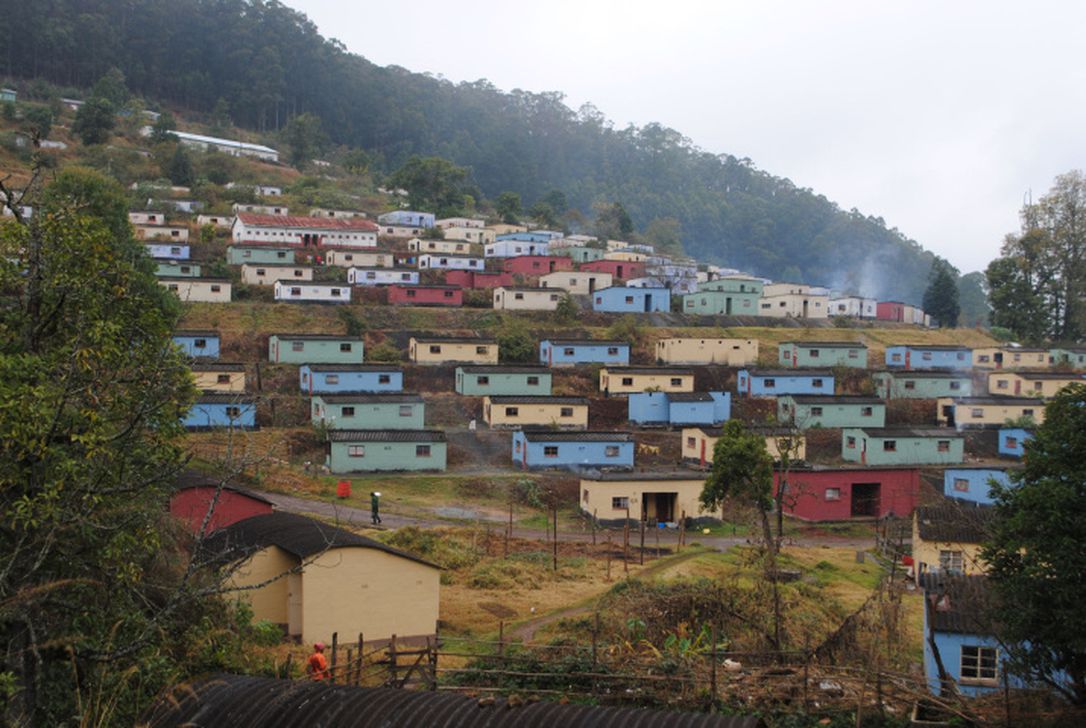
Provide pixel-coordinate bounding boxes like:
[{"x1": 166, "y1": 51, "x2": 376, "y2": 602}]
[{"x1": 922, "y1": 260, "x2": 960, "y2": 327}]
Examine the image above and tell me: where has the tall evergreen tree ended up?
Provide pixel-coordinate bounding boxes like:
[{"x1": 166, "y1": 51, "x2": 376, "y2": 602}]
[{"x1": 922, "y1": 259, "x2": 961, "y2": 327}]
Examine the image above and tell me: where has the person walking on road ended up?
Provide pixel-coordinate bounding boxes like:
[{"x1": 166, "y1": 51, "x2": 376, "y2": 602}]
[{"x1": 370, "y1": 491, "x2": 382, "y2": 524}]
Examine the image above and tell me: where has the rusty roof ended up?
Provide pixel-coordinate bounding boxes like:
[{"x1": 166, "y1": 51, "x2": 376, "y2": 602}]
[{"x1": 236, "y1": 212, "x2": 378, "y2": 231}]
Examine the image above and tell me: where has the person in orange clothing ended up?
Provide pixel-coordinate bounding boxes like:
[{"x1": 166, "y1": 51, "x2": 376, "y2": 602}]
[{"x1": 306, "y1": 642, "x2": 330, "y2": 681}]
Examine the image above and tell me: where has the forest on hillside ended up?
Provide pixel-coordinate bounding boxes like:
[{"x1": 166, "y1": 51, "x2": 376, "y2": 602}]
[{"x1": 4, "y1": 0, "x2": 956, "y2": 303}]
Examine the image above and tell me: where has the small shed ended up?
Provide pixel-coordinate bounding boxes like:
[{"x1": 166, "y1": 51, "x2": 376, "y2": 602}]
[
  {"x1": 240, "y1": 264, "x2": 313, "y2": 286},
  {"x1": 775, "y1": 465, "x2": 921, "y2": 520},
  {"x1": 160, "y1": 277, "x2": 232, "y2": 303},
  {"x1": 778, "y1": 340, "x2": 867, "y2": 368},
  {"x1": 387, "y1": 284, "x2": 463, "y2": 306},
  {"x1": 273, "y1": 280, "x2": 350, "y2": 304},
  {"x1": 226, "y1": 246, "x2": 294, "y2": 265},
  {"x1": 299, "y1": 364, "x2": 403, "y2": 394},
  {"x1": 501, "y1": 255, "x2": 574, "y2": 275},
  {"x1": 409, "y1": 336, "x2": 497, "y2": 365},
  {"x1": 592, "y1": 286, "x2": 670, "y2": 313},
  {"x1": 182, "y1": 394, "x2": 256, "y2": 430},
  {"x1": 580, "y1": 472, "x2": 718, "y2": 525},
  {"x1": 884, "y1": 345, "x2": 972, "y2": 370},
  {"x1": 539, "y1": 339, "x2": 630, "y2": 367},
  {"x1": 777, "y1": 395, "x2": 886, "y2": 429},
  {"x1": 872, "y1": 370, "x2": 972, "y2": 399},
  {"x1": 347, "y1": 268, "x2": 419, "y2": 286},
  {"x1": 682, "y1": 426, "x2": 806, "y2": 467},
  {"x1": 483, "y1": 395, "x2": 589, "y2": 429},
  {"x1": 599, "y1": 366, "x2": 695, "y2": 395},
  {"x1": 655, "y1": 337, "x2": 758, "y2": 366},
  {"x1": 998, "y1": 427, "x2": 1033, "y2": 458},
  {"x1": 841, "y1": 427, "x2": 964, "y2": 465},
  {"x1": 173, "y1": 330, "x2": 220, "y2": 359},
  {"x1": 492, "y1": 286, "x2": 565, "y2": 311},
  {"x1": 935, "y1": 396, "x2": 1044, "y2": 429},
  {"x1": 191, "y1": 362, "x2": 246, "y2": 392}
]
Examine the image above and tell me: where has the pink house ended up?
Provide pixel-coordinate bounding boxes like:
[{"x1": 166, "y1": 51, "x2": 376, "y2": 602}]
[
  {"x1": 580, "y1": 260, "x2": 646, "y2": 281},
  {"x1": 502, "y1": 256, "x2": 575, "y2": 276},
  {"x1": 876, "y1": 301, "x2": 906, "y2": 322},
  {"x1": 387, "y1": 284, "x2": 463, "y2": 307},
  {"x1": 774, "y1": 466, "x2": 920, "y2": 521},
  {"x1": 445, "y1": 270, "x2": 515, "y2": 289}
]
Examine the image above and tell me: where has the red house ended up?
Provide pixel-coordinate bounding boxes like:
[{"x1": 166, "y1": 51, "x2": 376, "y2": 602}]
[
  {"x1": 445, "y1": 270, "x2": 515, "y2": 289},
  {"x1": 502, "y1": 256, "x2": 575, "y2": 276},
  {"x1": 876, "y1": 301, "x2": 906, "y2": 322},
  {"x1": 170, "y1": 471, "x2": 274, "y2": 534},
  {"x1": 580, "y1": 259, "x2": 646, "y2": 281},
  {"x1": 387, "y1": 284, "x2": 463, "y2": 307},
  {"x1": 773, "y1": 466, "x2": 920, "y2": 521}
]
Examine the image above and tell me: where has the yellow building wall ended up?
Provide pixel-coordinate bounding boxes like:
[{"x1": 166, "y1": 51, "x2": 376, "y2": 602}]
[
  {"x1": 493, "y1": 289, "x2": 560, "y2": 311},
  {"x1": 539, "y1": 272, "x2": 613, "y2": 295},
  {"x1": 603, "y1": 250, "x2": 648, "y2": 262},
  {"x1": 912, "y1": 521, "x2": 988, "y2": 582},
  {"x1": 975, "y1": 348, "x2": 1051, "y2": 369},
  {"x1": 240, "y1": 265, "x2": 313, "y2": 286},
  {"x1": 409, "y1": 338, "x2": 499, "y2": 365},
  {"x1": 579, "y1": 478, "x2": 713, "y2": 521},
  {"x1": 483, "y1": 398, "x2": 589, "y2": 429},
  {"x1": 229, "y1": 545, "x2": 295, "y2": 628},
  {"x1": 301, "y1": 549, "x2": 440, "y2": 645},
  {"x1": 681, "y1": 428, "x2": 805, "y2": 464},
  {"x1": 599, "y1": 370, "x2": 695, "y2": 394},
  {"x1": 656, "y1": 338, "x2": 758, "y2": 365},
  {"x1": 988, "y1": 373, "x2": 1080, "y2": 398},
  {"x1": 160, "y1": 280, "x2": 232, "y2": 303},
  {"x1": 937, "y1": 398, "x2": 1045, "y2": 426},
  {"x1": 192, "y1": 370, "x2": 246, "y2": 393}
]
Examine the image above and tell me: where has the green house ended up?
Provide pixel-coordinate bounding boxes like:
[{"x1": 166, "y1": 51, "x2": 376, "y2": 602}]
[
  {"x1": 326, "y1": 430, "x2": 447, "y2": 473},
  {"x1": 155, "y1": 260, "x2": 202, "y2": 278},
  {"x1": 268, "y1": 333, "x2": 365, "y2": 364},
  {"x1": 227, "y1": 246, "x2": 295, "y2": 265},
  {"x1": 0, "y1": 88, "x2": 15, "y2": 103},
  {"x1": 842, "y1": 427, "x2": 964, "y2": 465},
  {"x1": 779, "y1": 341, "x2": 868, "y2": 368},
  {"x1": 1048, "y1": 347, "x2": 1086, "y2": 369},
  {"x1": 777, "y1": 395, "x2": 887, "y2": 430},
  {"x1": 872, "y1": 370, "x2": 972, "y2": 399},
  {"x1": 553, "y1": 246, "x2": 605, "y2": 263},
  {"x1": 311, "y1": 393, "x2": 425, "y2": 430},
  {"x1": 455, "y1": 366, "x2": 552, "y2": 396},
  {"x1": 682, "y1": 277, "x2": 763, "y2": 315}
]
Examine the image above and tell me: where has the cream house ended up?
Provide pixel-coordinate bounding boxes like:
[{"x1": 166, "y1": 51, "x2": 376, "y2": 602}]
[
  {"x1": 599, "y1": 367, "x2": 695, "y2": 395},
  {"x1": 912, "y1": 504, "x2": 993, "y2": 584},
  {"x1": 987, "y1": 371, "x2": 1085, "y2": 398},
  {"x1": 191, "y1": 363, "x2": 246, "y2": 393},
  {"x1": 492, "y1": 287, "x2": 564, "y2": 311},
  {"x1": 758, "y1": 283, "x2": 829, "y2": 319},
  {"x1": 682, "y1": 426, "x2": 806, "y2": 467},
  {"x1": 240, "y1": 264, "x2": 313, "y2": 286},
  {"x1": 483, "y1": 395, "x2": 589, "y2": 429},
  {"x1": 973, "y1": 346, "x2": 1051, "y2": 369},
  {"x1": 579, "y1": 473, "x2": 717, "y2": 524},
  {"x1": 936, "y1": 396, "x2": 1045, "y2": 428},
  {"x1": 538, "y1": 270, "x2": 613, "y2": 295},
  {"x1": 408, "y1": 337, "x2": 498, "y2": 365},
  {"x1": 159, "y1": 278, "x2": 232, "y2": 303},
  {"x1": 655, "y1": 337, "x2": 758, "y2": 366}
]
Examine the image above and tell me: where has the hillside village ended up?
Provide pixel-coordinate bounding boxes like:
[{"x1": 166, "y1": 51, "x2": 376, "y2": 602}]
[{"x1": 3, "y1": 83, "x2": 1085, "y2": 727}]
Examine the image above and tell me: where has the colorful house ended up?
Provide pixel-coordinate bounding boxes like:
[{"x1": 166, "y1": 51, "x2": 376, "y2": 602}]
[
  {"x1": 682, "y1": 426, "x2": 806, "y2": 467},
  {"x1": 936, "y1": 396, "x2": 1044, "y2": 428},
  {"x1": 538, "y1": 270, "x2": 613, "y2": 295},
  {"x1": 299, "y1": 364, "x2": 403, "y2": 394},
  {"x1": 737, "y1": 369, "x2": 835, "y2": 397},
  {"x1": 998, "y1": 427, "x2": 1033, "y2": 458},
  {"x1": 160, "y1": 278, "x2": 232, "y2": 303},
  {"x1": 387, "y1": 284, "x2": 463, "y2": 307},
  {"x1": 778, "y1": 395, "x2": 886, "y2": 429},
  {"x1": 943, "y1": 467, "x2": 1013, "y2": 506},
  {"x1": 169, "y1": 470, "x2": 273, "y2": 534},
  {"x1": 552, "y1": 245, "x2": 606, "y2": 264},
  {"x1": 492, "y1": 286, "x2": 565, "y2": 311},
  {"x1": 592, "y1": 286, "x2": 671, "y2": 313},
  {"x1": 324, "y1": 249, "x2": 396, "y2": 268},
  {"x1": 774, "y1": 465, "x2": 921, "y2": 520},
  {"x1": 501, "y1": 255, "x2": 574, "y2": 276},
  {"x1": 872, "y1": 370, "x2": 972, "y2": 400},
  {"x1": 655, "y1": 337, "x2": 758, "y2": 366},
  {"x1": 483, "y1": 395, "x2": 590, "y2": 430},
  {"x1": 913, "y1": 506, "x2": 994, "y2": 584},
  {"x1": 973, "y1": 346, "x2": 1050, "y2": 370},
  {"x1": 182, "y1": 394, "x2": 256, "y2": 430},
  {"x1": 155, "y1": 260, "x2": 201, "y2": 278},
  {"x1": 144, "y1": 243, "x2": 190, "y2": 259},
  {"x1": 444, "y1": 270, "x2": 514, "y2": 289},
  {"x1": 841, "y1": 427, "x2": 964, "y2": 465},
  {"x1": 512, "y1": 430, "x2": 635, "y2": 471},
  {"x1": 628, "y1": 391, "x2": 730, "y2": 427},
  {"x1": 409, "y1": 337, "x2": 498, "y2": 365},
  {"x1": 454, "y1": 366, "x2": 552, "y2": 396},
  {"x1": 485, "y1": 239, "x2": 551, "y2": 258},
  {"x1": 191, "y1": 362, "x2": 246, "y2": 393},
  {"x1": 136, "y1": 225, "x2": 190, "y2": 243},
  {"x1": 876, "y1": 301, "x2": 907, "y2": 322},
  {"x1": 682, "y1": 284, "x2": 761, "y2": 316},
  {"x1": 407, "y1": 238, "x2": 475, "y2": 255},
  {"x1": 1048, "y1": 347, "x2": 1086, "y2": 368},
  {"x1": 310, "y1": 393, "x2": 425, "y2": 430},
  {"x1": 580, "y1": 259, "x2": 646, "y2": 281},
  {"x1": 268, "y1": 334, "x2": 364, "y2": 364},
  {"x1": 778, "y1": 341, "x2": 868, "y2": 368},
  {"x1": 173, "y1": 330, "x2": 220, "y2": 359},
  {"x1": 599, "y1": 367, "x2": 695, "y2": 395},
  {"x1": 347, "y1": 268, "x2": 419, "y2": 287},
  {"x1": 758, "y1": 283, "x2": 829, "y2": 319},
  {"x1": 884, "y1": 345, "x2": 972, "y2": 370},
  {"x1": 828, "y1": 296, "x2": 877, "y2": 318},
  {"x1": 539, "y1": 339, "x2": 630, "y2": 367},
  {"x1": 376, "y1": 210, "x2": 436, "y2": 228},
  {"x1": 417, "y1": 253, "x2": 484, "y2": 271},
  {"x1": 272, "y1": 281, "x2": 350, "y2": 304},
  {"x1": 326, "y1": 430, "x2": 447, "y2": 473},
  {"x1": 226, "y1": 246, "x2": 294, "y2": 265},
  {"x1": 986, "y1": 371, "x2": 1085, "y2": 398},
  {"x1": 579, "y1": 473, "x2": 717, "y2": 525},
  {"x1": 240, "y1": 264, "x2": 313, "y2": 286}
]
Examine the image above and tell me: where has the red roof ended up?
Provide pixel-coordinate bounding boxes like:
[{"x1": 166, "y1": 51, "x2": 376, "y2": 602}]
[{"x1": 236, "y1": 213, "x2": 378, "y2": 232}]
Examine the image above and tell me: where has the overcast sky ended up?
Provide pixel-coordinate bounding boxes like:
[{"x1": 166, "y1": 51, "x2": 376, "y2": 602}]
[{"x1": 290, "y1": 0, "x2": 1085, "y2": 274}]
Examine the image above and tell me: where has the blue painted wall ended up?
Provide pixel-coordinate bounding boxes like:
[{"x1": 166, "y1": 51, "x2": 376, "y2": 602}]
[
  {"x1": 628, "y1": 392, "x2": 731, "y2": 426},
  {"x1": 173, "y1": 333, "x2": 220, "y2": 359},
  {"x1": 183, "y1": 401, "x2": 256, "y2": 429},
  {"x1": 496, "y1": 232, "x2": 553, "y2": 243},
  {"x1": 592, "y1": 287, "x2": 671, "y2": 313},
  {"x1": 511, "y1": 432, "x2": 635, "y2": 470},
  {"x1": 885, "y1": 346, "x2": 972, "y2": 370},
  {"x1": 737, "y1": 370, "x2": 835, "y2": 397},
  {"x1": 998, "y1": 428, "x2": 1033, "y2": 458},
  {"x1": 539, "y1": 341, "x2": 630, "y2": 366},
  {"x1": 943, "y1": 468, "x2": 1011, "y2": 505},
  {"x1": 145, "y1": 243, "x2": 190, "y2": 259},
  {"x1": 299, "y1": 366, "x2": 404, "y2": 394},
  {"x1": 378, "y1": 210, "x2": 435, "y2": 227}
]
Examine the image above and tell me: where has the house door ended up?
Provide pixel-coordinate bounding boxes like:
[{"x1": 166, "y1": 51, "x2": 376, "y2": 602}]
[
  {"x1": 549, "y1": 260, "x2": 556, "y2": 272},
  {"x1": 644, "y1": 294, "x2": 652, "y2": 313},
  {"x1": 287, "y1": 573, "x2": 303, "y2": 637},
  {"x1": 942, "y1": 404, "x2": 955, "y2": 427},
  {"x1": 1014, "y1": 380, "x2": 1021, "y2": 395},
  {"x1": 700, "y1": 439, "x2": 707, "y2": 466},
  {"x1": 802, "y1": 300, "x2": 809, "y2": 318},
  {"x1": 588, "y1": 277, "x2": 597, "y2": 293},
  {"x1": 642, "y1": 492, "x2": 676, "y2": 523},
  {"x1": 617, "y1": 265, "x2": 625, "y2": 279},
  {"x1": 725, "y1": 297, "x2": 732, "y2": 315},
  {"x1": 850, "y1": 483, "x2": 880, "y2": 517}
]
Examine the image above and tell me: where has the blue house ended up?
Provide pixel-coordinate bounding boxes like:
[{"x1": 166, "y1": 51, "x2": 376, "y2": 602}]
[
  {"x1": 944, "y1": 467, "x2": 1013, "y2": 506},
  {"x1": 144, "y1": 243, "x2": 190, "y2": 260},
  {"x1": 736, "y1": 369, "x2": 835, "y2": 397},
  {"x1": 376, "y1": 210, "x2": 435, "y2": 228},
  {"x1": 998, "y1": 427, "x2": 1033, "y2": 458},
  {"x1": 628, "y1": 392, "x2": 731, "y2": 427},
  {"x1": 183, "y1": 394, "x2": 256, "y2": 430},
  {"x1": 173, "y1": 330, "x2": 220, "y2": 359},
  {"x1": 299, "y1": 364, "x2": 403, "y2": 394},
  {"x1": 592, "y1": 286, "x2": 671, "y2": 313},
  {"x1": 512, "y1": 430, "x2": 635, "y2": 471},
  {"x1": 539, "y1": 339, "x2": 630, "y2": 367},
  {"x1": 885, "y1": 345, "x2": 972, "y2": 370},
  {"x1": 495, "y1": 231, "x2": 556, "y2": 243}
]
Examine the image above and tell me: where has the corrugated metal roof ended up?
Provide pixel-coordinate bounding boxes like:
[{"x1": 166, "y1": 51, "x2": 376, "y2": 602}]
[
  {"x1": 785, "y1": 395, "x2": 883, "y2": 405},
  {"x1": 896, "y1": 344, "x2": 972, "y2": 351},
  {"x1": 915, "y1": 504, "x2": 995, "y2": 543},
  {"x1": 781, "y1": 340, "x2": 868, "y2": 348},
  {"x1": 543, "y1": 339, "x2": 629, "y2": 347},
  {"x1": 144, "y1": 675, "x2": 767, "y2": 727},
  {"x1": 237, "y1": 212, "x2": 378, "y2": 231},
  {"x1": 196, "y1": 393, "x2": 256, "y2": 404},
  {"x1": 191, "y1": 362, "x2": 245, "y2": 372},
  {"x1": 920, "y1": 575, "x2": 997, "y2": 636},
  {"x1": 458, "y1": 365, "x2": 550, "y2": 374},
  {"x1": 411, "y1": 336, "x2": 497, "y2": 344},
  {"x1": 853, "y1": 427, "x2": 960, "y2": 438},
  {"x1": 603, "y1": 367, "x2": 695, "y2": 376},
  {"x1": 304, "y1": 364, "x2": 402, "y2": 372},
  {"x1": 584, "y1": 471, "x2": 706, "y2": 482},
  {"x1": 946, "y1": 396, "x2": 1044, "y2": 406},
  {"x1": 877, "y1": 370, "x2": 969, "y2": 379},
  {"x1": 314, "y1": 393, "x2": 424, "y2": 404},
  {"x1": 486, "y1": 395, "x2": 589, "y2": 405},
  {"x1": 271, "y1": 333, "x2": 364, "y2": 341},
  {"x1": 173, "y1": 470, "x2": 274, "y2": 505},
  {"x1": 327, "y1": 430, "x2": 447, "y2": 443},
  {"x1": 174, "y1": 329, "x2": 220, "y2": 337},
  {"x1": 666, "y1": 392, "x2": 715, "y2": 403},
  {"x1": 742, "y1": 369, "x2": 834, "y2": 377},
  {"x1": 521, "y1": 431, "x2": 634, "y2": 443}
]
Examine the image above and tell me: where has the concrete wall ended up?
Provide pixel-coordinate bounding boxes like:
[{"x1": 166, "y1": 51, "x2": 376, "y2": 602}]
[{"x1": 229, "y1": 545, "x2": 294, "y2": 628}]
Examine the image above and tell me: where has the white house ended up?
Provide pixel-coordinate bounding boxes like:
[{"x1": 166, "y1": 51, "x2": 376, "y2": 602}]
[
  {"x1": 128, "y1": 211, "x2": 168, "y2": 226},
  {"x1": 325, "y1": 249, "x2": 397, "y2": 268},
  {"x1": 347, "y1": 268, "x2": 420, "y2": 286},
  {"x1": 168, "y1": 130, "x2": 280, "y2": 162},
  {"x1": 134, "y1": 224, "x2": 189, "y2": 242},
  {"x1": 417, "y1": 253, "x2": 484, "y2": 271},
  {"x1": 159, "y1": 278, "x2": 232, "y2": 303},
  {"x1": 196, "y1": 214, "x2": 235, "y2": 229},
  {"x1": 485, "y1": 240, "x2": 550, "y2": 258},
  {"x1": 435, "y1": 217, "x2": 486, "y2": 229},
  {"x1": 442, "y1": 226, "x2": 495, "y2": 244},
  {"x1": 239, "y1": 264, "x2": 313, "y2": 286},
  {"x1": 377, "y1": 224, "x2": 428, "y2": 239},
  {"x1": 493, "y1": 287, "x2": 565, "y2": 311},
  {"x1": 539, "y1": 270, "x2": 613, "y2": 295},
  {"x1": 828, "y1": 296, "x2": 877, "y2": 318},
  {"x1": 232, "y1": 203, "x2": 289, "y2": 216},
  {"x1": 273, "y1": 281, "x2": 351, "y2": 304},
  {"x1": 758, "y1": 283, "x2": 829, "y2": 319},
  {"x1": 232, "y1": 213, "x2": 379, "y2": 249}
]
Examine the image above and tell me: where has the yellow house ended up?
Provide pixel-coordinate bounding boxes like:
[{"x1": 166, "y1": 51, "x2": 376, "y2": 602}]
[
  {"x1": 487, "y1": 223, "x2": 528, "y2": 236},
  {"x1": 603, "y1": 250, "x2": 649, "y2": 263},
  {"x1": 655, "y1": 337, "x2": 759, "y2": 366},
  {"x1": 973, "y1": 346, "x2": 1051, "y2": 369},
  {"x1": 987, "y1": 371, "x2": 1085, "y2": 398},
  {"x1": 681, "y1": 426, "x2": 806, "y2": 467},
  {"x1": 483, "y1": 395, "x2": 589, "y2": 429},
  {"x1": 492, "y1": 286, "x2": 564, "y2": 311},
  {"x1": 409, "y1": 337, "x2": 498, "y2": 365},
  {"x1": 191, "y1": 363, "x2": 246, "y2": 393},
  {"x1": 239, "y1": 264, "x2": 313, "y2": 286},
  {"x1": 599, "y1": 367, "x2": 695, "y2": 395},
  {"x1": 912, "y1": 504, "x2": 993, "y2": 584},
  {"x1": 406, "y1": 238, "x2": 476, "y2": 255},
  {"x1": 936, "y1": 396, "x2": 1045, "y2": 428},
  {"x1": 539, "y1": 270, "x2": 613, "y2": 295},
  {"x1": 159, "y1": 278, "x2": 232, "y2": 303},
  {"x1": 758, "y1": 283, "x2": 829, "y2": 319},
  {"x1": 212, "y1": 513, "x2": 440, "y2": 645},
  {"x1": 579, "y1": 473, "x2": 717, "y2": 524}
]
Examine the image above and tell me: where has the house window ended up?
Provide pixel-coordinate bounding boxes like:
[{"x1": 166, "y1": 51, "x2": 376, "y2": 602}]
[
  {"x1": 670, "y1": 378, "x2": 682, "y2": 386},
  {"x1": 276, "y1": 251, "x2": 286, "y2": 259},
  {"x1": 416, "y1": 445, "x2": 431, "y2": 457},
  {"x1": 331, "y1": 289, "x2": 342, "y2": 297},
  {"x1": 341, "y1": 406, "x2": 355, "y2": 416},
  {"x1": 476, "y1": 346, "x2": 488, "y2": 355},
  {"x1": 605, "y1": 445, "x2": 620, "y2": 457},
  {"x1": 243, "y1": 250, "x2": 252, "y2": 258},
  {"x1": 764, "y1": 379, "x2": 776, "y2": 388},
  {"x1": 883, "y1": 440, "x2": 897, "y2": 451},
  {"x1": 937, "y1": 440, "x2": 951, "y2": 452},
  {"x1": 607, "y1": 347, "x2": 619, "y2": 355},
  {"x1": 564, "y1": 347, "x2": 576, "y2": 356},
  {"x1": 940, "y1": 550, "x2": 965, "y2": 572},
  {"x1": 210, "y1": 285, "x2": 221, "y2": 293},
  {"x1": 960, "y1": 645, "x2": 998, "y2": 683},
  {"x1": 810, "y1": 349, "x2": 820, "y2": 358},
  {"x1": 625, "y1": 296, "x2": 634, "y2": 304},
  {"x1": 956, "y1": 353, "x2": 967, "y2": 361},
  {"x1": 811, "y1": 407, "x2": 823, "y2": 416},
  {"x1": 340, "y1": 343, "x2": 352, "y2": 352},
  {"x1": 812, "y1": 379, "x2": 823, "y2": 387},
  {"x1": 348, "y1": 445, "x2": 366, "y2": 457},
  {"x1": 505, "y1": 407, "x2": 519, "y2": 417},
  {"x1": 170, "y1": 247, "x2": 181, "y2": 255},
  {"x1": 1022, "y1": 409, "x2": 1034, "y2": 417},
  {"x1": 688, "y1": 436, "x2": 699, "y2": 447},
  {"x1": 978, "y1": 354, "x2": 991, "y2": 363},
  {"x1": 922, "y1": 352, "x2": 933, "y2": 361},
  {"x1": 180, "y1": 266, "x2": 191, "y2": 274},
  {"x1": 891, "y1": 353, "x2": 902, "y2": 362},
  {"x1": 904, "y1": 381, "x2": 916, "y2": 390},
  {"x1": 477, "y1": 376, "x2": 490, "y2": 386},
  {"x1": 378, "y1": 375, "x2": 391, "y2": 384},
  {"x1": 846, "y1": 437, "x2": 856, "y2": 449},
  {"x1": 290, "y1": 287, "x2": 301, "y2": 296},
  {"x1": 429, "y1": 345, "x2": 441, "y2": 354},
  {"x1": 954, "y1": 478, "x2": 969, "y2": 492},
  {"x1": 401, "y1": 273, "x2": 412, "y2": 281},
  {"x1": 783, "y1": 350, "x2": 792, "y2": 360},
  {"x1": 825, "y1": 488, "x2": 841, "y2": 501},
  {"x1": 848, "y1": 350, "x2": 859, "y2": 359},
  {"x1": 996, "y1": 379, "x2": 1008, "y2": 389},
  {"x1": 971, "y1": 408, "x2": 984, "y2": 418},
  {"x1": 366, "y1": 271, "x2": 377, "y2": 279},
  {"x1": 443, "y1": 291, "x2": 454, "y2": 298},
  {"x1": 622, "y1": 377, "x2": 633, "y2": 386},
  {"x1": 544, "y1": 446, "x2": 559, "y2": 458},
  {"x1": 861, "y1": 407, "x2": 873, "y2": 416},
  {"x1": 1005, "y1": 437, "x2": 1018, "y2": 448},
  {"x1": 612, "y1": 497, "x2": 629, "y2": 509},
  {"x1": 560, "y1": 407, "x2": 574, "y2": 417},
  {"x1": 407, "y1": 289, "x2": 416, "y2": 297},
  {"x1": 216, "y1": 374, "x2": 231, "y2": 384},
  {"x1": 194, "y1": 339, "x2": 207, "y2": 349},
  {"x1": 325, "y1": 375, "x2": 339, "y2": 385},
  {"x1": 527, "y1": 376, "x2": 540, "y2": 385}
]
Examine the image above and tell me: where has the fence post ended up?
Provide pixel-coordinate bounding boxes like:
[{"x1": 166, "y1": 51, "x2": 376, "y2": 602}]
[
  {"x1": 710, "y1": 625, "x2": 718, "y2": 706},
  {"x1": 357, "y1": 633, "x2": 364, "y2": 686},
  {"x1": 591, "y1": 612, "x2": 600, "y2": 695},
  {"x1": 498, "y1": 621, "x2": 505, "y2": 657},
  {"x1": 330, "y1": 632, "x2": 338, "y2": 685},
  {"x1": 552, "y1": 505, "x2": 558, "y2": 572},
  {"x1": 283, "y1": 652, "x2": 293, "y2": 680},
  {"x1": 679, "y1": 510, "x2": 686, "y2": 551},
  {"x1": 639, "y1": 514, "x2": 646, "y2": 566},
  {"x1": 388, "y1": 634, "x2": 398, "y2": 686},
  {"x1": 606, "y1": 530, "x2": 612, "y2": 581},
  {"x1": 346, "y1": 647, "x2": 354, "y2": 685},
  {"x1": 506, "y1": 500, "x2": 512, "y2": 558},
  {"x1": 592, "y1": 508, "x2": 597, "y2": 546}
]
